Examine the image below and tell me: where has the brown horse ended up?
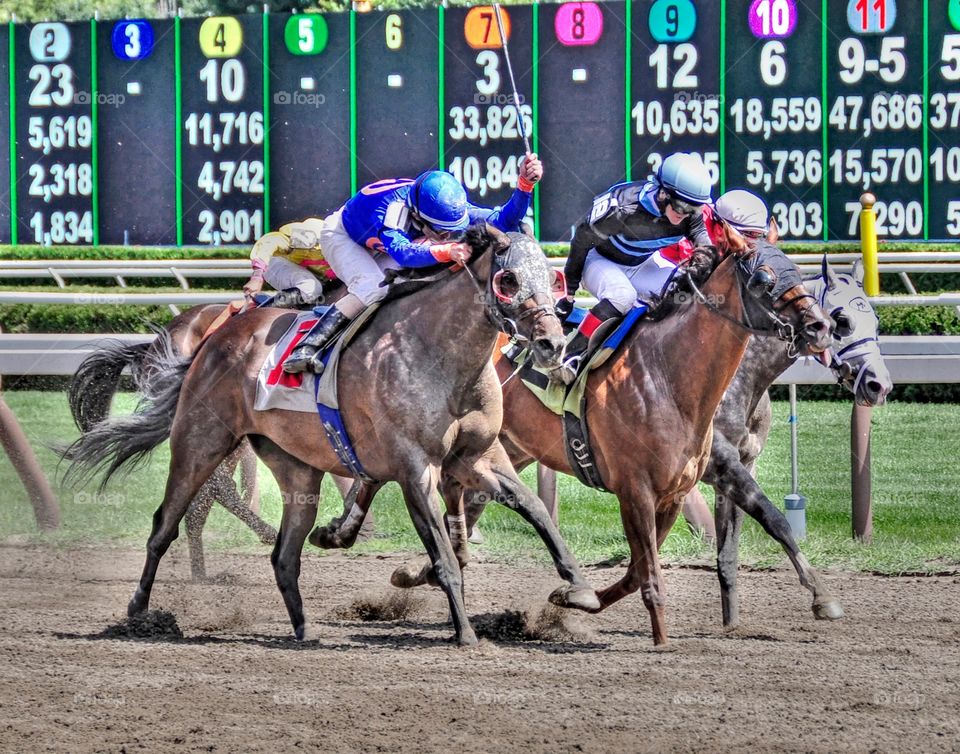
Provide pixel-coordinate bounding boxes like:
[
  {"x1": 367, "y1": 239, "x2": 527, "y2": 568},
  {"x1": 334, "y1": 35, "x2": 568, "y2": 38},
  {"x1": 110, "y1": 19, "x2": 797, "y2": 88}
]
[
  {"x1": 67, "y1": 301, "x2": 363, "y2": 580},
  {"x1": 63, "y1": 226, "x2": 599, "y2": 645},
  {"x1": 342, "y1": 228, "x2": 832, "y2": 645}
]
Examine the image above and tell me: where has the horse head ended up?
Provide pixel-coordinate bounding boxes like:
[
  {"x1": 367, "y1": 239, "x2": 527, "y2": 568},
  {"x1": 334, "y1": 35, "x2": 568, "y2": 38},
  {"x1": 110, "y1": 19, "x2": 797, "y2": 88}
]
[
  {"x1": 727, "y1": 236, "x2": 833, "y2": 356},
  {"x1": 464, "y1": 224, "x2": 566, "y2": 369},
  {"x1": 811, "y1": 256, "x2": 892, "y2": 406}
]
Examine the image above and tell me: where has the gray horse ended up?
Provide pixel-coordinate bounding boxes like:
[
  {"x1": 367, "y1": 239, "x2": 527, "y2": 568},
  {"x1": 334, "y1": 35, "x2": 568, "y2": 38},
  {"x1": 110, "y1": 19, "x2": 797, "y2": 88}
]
[{"x1": 685, "y1": 256, "x2": 892, "y2": 626}]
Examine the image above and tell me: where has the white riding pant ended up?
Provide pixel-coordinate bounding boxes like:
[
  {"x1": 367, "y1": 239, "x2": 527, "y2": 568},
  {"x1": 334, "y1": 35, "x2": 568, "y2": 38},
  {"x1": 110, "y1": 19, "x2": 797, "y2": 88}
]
[
  {"x1": 319, "y1": 208, "x2": 401, "y2": 307},
  {"x1": 264, "y1": 256, "x2": 325, "y2": 299},
  {"x1": 581, "y1": 249, "x2": 679, "y2": 314}
]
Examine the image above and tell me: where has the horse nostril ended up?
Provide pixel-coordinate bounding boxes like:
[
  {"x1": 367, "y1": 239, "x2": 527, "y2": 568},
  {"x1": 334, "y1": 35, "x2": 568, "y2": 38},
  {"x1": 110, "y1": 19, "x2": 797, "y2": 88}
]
[
  {"x1": 867, "y1": 379, "x2": 885, "y2": 396},
  {"x1": 535, "y1": 337, "x2": 563, "y2": 360}
]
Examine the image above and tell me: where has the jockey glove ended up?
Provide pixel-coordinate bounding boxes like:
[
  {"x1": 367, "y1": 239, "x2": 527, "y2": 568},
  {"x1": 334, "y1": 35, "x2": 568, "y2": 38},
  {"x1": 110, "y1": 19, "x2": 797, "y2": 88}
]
[
  {"x1": 686, "y1": 245, "x2": 718, "y2": 285},
  {"x1": 555, "y1": 296, "x2": 575, "y2": 321}
]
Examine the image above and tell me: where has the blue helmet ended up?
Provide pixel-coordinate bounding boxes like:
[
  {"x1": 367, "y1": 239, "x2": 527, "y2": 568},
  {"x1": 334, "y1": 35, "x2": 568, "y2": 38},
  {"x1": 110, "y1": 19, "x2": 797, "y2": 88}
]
[
  {"x1": 407, "y1": 171, "x2": 470, "y2": 233},
  {"x1": 657, "y1": 153, "x2": 713, "y2": 205}
]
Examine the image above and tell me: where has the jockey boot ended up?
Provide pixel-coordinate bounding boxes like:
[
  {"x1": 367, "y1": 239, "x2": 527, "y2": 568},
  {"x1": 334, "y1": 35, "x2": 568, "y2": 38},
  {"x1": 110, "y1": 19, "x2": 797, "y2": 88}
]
[
  {"x1": 282, "y1": 307, "x2": 352, "y2": 374},
  {"x1": 550, "y1": 299, "x2": 622, "y2": 385}
]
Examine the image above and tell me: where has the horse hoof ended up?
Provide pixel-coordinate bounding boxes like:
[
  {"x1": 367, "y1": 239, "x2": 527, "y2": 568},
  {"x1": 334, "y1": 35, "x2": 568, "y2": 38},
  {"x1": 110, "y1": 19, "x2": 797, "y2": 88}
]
[
  {"x1": 390, "y1": 565, "x2": 424, "y2": 589},
  {"x1": 127, "y1": 595, "x2": 146, "y2": 617},
  {"x1": 294, "y1": 624, "x2": 306, "y2": 641},
  {"x1": 813, "y1": 599, "x2": 844, "y2": 621},
  {"x1": 456, "y1": 629, "x2": 479, "y2": 647},
  {"x1": 548, "y1": 584, "x2": 601, "y2": 613},
  {"x1": 308, "y1": 526, "x2": 339, "y2": 550}
]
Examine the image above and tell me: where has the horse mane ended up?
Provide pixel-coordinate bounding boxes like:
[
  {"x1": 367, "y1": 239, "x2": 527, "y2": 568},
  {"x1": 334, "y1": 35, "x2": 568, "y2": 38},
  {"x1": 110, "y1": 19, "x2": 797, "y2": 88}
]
[{"x1": 378, "y1": 222, "x2": 501, "y2": 303}]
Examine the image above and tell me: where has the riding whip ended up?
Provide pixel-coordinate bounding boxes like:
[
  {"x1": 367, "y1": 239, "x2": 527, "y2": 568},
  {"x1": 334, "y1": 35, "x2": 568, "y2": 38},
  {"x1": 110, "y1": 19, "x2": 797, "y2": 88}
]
[{"x1": 493, "y1": 3, "x2": 532, "y2": 155}]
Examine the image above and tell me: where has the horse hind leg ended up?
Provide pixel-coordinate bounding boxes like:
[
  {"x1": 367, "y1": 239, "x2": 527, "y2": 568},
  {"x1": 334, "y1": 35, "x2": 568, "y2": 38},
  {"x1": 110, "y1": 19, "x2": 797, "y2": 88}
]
[
  {"x1": 715, "y1": 489, "x2": 745, "y2": 628},
  {"x1": 128, "y1": 425, "x2": 240, "y2": 617}
]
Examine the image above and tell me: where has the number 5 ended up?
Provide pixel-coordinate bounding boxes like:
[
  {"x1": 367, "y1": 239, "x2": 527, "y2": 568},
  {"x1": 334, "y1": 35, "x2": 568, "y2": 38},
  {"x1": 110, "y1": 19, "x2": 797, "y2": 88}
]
[
  {"x1": 942, "y1": 34, "x2": 960, "y2": 81},
  {"x1": 298, "y1": 17, "x2": 314, "y2": 53}
]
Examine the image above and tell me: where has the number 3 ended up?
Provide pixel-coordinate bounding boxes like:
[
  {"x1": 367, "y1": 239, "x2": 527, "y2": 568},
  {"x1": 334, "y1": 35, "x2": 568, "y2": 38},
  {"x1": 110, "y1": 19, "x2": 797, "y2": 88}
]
[
  {"x1": 475, "y1": 50, "x2": 500, "y2": 96},
  {"x1": 124, "y1": 24, "x2": 141, "y2": 59}
]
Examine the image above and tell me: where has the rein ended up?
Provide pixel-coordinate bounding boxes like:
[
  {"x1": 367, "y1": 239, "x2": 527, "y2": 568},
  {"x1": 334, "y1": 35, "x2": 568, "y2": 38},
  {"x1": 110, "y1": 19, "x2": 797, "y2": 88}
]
[{"x1": 683, "y1": 260, "x2": 812, "y2": 356}]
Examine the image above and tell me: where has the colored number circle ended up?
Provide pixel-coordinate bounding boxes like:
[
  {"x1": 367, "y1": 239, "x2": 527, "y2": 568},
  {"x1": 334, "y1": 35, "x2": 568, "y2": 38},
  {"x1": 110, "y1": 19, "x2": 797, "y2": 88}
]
[
  {"x1": 464, "y1": 6, "x2": 510, "y2": 50},
  {"x1": 846, "y1": 0, "x2": 896, "y2": 34},
  {"x1": 199, "y1": 17, "x2": 242, "y2": 58},
  {"x1": 648, "y1": 0, "x2": 697, "y2": 43},
  {"x1": 29, "y1": 23, "x2": 71, "y2": 62},
  {"x1": 284, "y1": 15, "x2": 328, "y2": 56},
  {"x1": 950, "y1": 0, "x2": 960, "y2": 31},
  {"x1": 111, "y1": 20, "x2": 154, "y2": 61},
  {"x1": 555, "y1": 2, "x2": 604, "y2": 46},
  {"x1": 748, "y1": 0, "x2": 797, "y2": 39}
]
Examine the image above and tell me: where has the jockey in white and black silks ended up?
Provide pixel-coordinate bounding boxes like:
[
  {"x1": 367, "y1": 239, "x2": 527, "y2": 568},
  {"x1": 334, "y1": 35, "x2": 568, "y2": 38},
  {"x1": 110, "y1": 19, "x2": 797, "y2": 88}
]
[
  {"x1": 553, "y1": 152, "x2": 716, "y2": 384},
  {"x1": 282, "y1": 153, "x2": 543, "y2": 375},
  {"x1": 242, "y1": 219, "x2": 336, "y2": 308}
]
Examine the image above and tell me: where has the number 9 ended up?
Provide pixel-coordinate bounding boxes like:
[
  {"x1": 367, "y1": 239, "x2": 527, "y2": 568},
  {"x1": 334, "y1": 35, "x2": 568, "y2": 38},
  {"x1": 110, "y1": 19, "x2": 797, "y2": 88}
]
[
  {"x1": 666, "y1": 4, "x2": 679, "y2": 36},
  {"x1": 386, "y1": 14, "x2": 403, "y2": 50}
]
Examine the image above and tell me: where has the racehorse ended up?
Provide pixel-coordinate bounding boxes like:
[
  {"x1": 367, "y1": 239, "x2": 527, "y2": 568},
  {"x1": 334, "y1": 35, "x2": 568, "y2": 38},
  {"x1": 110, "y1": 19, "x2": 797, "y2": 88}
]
[
  {"x1": 691, "y1": 257, "x2": 892, "y2": 627},
  {"x1": 67, "y1": 300, "x2": 365, "y2": 580},
  {"x1": 328, "y1": 228, "x2": 834, "y2": 645},
  {"x1": 62, "y1": 226, "x2": 599, "y2": 645}
]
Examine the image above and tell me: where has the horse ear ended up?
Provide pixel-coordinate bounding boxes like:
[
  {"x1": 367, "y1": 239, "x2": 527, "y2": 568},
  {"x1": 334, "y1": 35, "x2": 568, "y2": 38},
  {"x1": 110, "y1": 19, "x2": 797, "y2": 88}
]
[
  {"x1": 822, "y1": 254, "x2": 840, "y2": 290},
  {"x1": 486, "y1": 223, "x2": 512, "y2": 255},
  {"x1": 766, "y1": 217, "x2": 780, "y2": 244},
  {"x1": 851, "y1": 258, "x2": 865, "y2": 285}
]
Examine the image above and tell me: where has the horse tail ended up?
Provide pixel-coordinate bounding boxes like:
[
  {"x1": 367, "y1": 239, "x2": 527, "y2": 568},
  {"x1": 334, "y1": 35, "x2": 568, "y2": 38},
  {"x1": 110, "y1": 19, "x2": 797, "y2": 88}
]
[
  {"x1": 68, "y1": 337, "x2": 154, "y2": 432},
  {"x1": 62, "y1": 328, "x2": 193, "y2": 490}
]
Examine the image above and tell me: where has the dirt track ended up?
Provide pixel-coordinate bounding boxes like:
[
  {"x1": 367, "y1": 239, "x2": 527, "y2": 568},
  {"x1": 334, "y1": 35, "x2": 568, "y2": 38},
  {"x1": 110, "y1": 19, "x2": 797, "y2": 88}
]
[{"x1": 0, "y1": 545, "x2": 957, "y2": 753}]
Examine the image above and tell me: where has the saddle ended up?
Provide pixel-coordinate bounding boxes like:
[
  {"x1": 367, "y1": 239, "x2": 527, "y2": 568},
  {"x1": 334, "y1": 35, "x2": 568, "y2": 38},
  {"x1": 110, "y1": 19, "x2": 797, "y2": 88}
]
[{"x1": 504, "y1": 304, "x2": 648, "y2": 491}]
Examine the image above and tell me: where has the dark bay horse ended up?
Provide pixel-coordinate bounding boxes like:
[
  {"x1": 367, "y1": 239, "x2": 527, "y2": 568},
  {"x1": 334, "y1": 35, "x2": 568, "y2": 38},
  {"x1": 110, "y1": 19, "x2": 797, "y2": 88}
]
[
  {"x1": 690, "y1": 257, "x2": 892, "y2": 627},
  {"x1": 63, "y1": 226, "x2": 599, "y2": 645},
  {"x1": 328, "y1": 230, "x2": 834, "y2": 645}
]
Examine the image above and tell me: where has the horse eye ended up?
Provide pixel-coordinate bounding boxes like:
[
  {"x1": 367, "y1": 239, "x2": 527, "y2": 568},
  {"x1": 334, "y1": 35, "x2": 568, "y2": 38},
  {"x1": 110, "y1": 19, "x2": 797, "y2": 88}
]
[
  {"x1": 499, "y1": 271, "x2": 520, "y2": 297},
  {"x1": 833, "y1": 312, "x2": 854, "y2": 338}
]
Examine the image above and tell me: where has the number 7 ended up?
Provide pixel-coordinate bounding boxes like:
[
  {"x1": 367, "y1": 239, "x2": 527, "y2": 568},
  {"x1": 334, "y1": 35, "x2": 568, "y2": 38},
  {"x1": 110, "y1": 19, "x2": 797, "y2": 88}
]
[{"x1": 480, "y1": 11, "x2": 493, "y2": 43}]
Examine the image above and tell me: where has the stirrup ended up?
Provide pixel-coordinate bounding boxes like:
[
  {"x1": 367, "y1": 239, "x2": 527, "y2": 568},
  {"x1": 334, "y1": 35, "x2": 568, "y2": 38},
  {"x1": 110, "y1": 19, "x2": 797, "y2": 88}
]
[{"x1": 549, "y1": 354, "x2": 581, "y2": 386}]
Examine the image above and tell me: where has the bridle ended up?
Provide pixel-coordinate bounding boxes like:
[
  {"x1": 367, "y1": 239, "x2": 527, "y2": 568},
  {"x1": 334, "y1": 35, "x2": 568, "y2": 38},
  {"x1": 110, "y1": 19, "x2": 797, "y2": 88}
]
[
  {"x1": 460, "y1": 242, "x2": 561, "y2": 346},
  {"x1": 683, "y1": 253, "x2": 818, "y2": 358},
  {"x1": 815, "y1": 275, "x2": 881, "y2": 391}
]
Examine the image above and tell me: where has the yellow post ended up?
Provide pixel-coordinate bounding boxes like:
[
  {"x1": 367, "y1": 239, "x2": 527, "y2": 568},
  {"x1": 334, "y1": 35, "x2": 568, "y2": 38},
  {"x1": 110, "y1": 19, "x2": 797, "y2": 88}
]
[{"x1": 859, "y1": 192, "x2": 880, "y2": 296}]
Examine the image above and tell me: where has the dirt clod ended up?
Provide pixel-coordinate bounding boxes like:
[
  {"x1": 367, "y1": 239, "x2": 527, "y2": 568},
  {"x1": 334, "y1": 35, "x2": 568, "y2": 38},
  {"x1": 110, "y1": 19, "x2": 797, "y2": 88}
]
[{"x1": 95, "y1": 609, "x2": 183, "y2": 641}]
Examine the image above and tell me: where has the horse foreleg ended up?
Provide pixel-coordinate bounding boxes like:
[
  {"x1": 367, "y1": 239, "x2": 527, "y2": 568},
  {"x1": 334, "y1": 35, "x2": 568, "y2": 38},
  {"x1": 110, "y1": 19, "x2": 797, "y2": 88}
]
[
  {"x1": 461, "y1": 442, "x2": 599, "y2": 613},
  {"x1": 389, "y1": 474, "x2": 466, "y2": 591},
  {"x1": 309, "y1": 479, "x2": 383, "y2": 550},
  {"x1": 400, "y1": 463, "x2": 477, "y2": 646},
  {"x1": 712, "y1": 445, "x2": 844, "y2": 622},
  {"x1": 129, "y1": 431, "x2": 239, "y2": 617},
  {"x1": 185, "y1": 494, "x2": 215, "y2": 582},
  {"x1": 715, "y1": 489, "x2": 745, "y2": 627},
  {"x1": 593, "y1": 484, "x2": 670, "y2": 645},
  {"x1": 681, "y1": 487, "x2": 717, "y2": 543}
]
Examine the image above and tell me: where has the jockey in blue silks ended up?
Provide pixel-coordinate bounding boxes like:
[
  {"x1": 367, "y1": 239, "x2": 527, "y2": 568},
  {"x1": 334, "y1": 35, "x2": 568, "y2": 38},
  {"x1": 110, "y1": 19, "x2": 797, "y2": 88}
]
[
  {"x1": 552, "y1": 152, "x2": 717, "y2": 384},
  {"x1": 283, "y1": 153, "x2": 543, "y2": 374}
]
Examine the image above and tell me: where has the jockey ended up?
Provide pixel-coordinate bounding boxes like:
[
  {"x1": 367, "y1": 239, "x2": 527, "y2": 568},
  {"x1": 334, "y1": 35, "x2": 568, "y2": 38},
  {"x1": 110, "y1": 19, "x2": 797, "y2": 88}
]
[
  {"x1": 706, "y1": 188, "x2": 771, "y2": 245},
  {"x1": 552, "y1": 152, "x2": 716, "y2": 384},
  {"x1": 283, "y1": 153, "x2": 543, "y2": 374},
  {"x1": 243, "y1": 219, "x2": 337, "y2": 308}
]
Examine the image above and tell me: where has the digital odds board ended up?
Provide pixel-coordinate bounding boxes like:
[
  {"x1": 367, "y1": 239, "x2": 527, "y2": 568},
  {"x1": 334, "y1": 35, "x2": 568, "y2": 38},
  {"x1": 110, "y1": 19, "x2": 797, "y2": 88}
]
[{"x1": 5, "y1": 1, "x2": 960, "y2": 245}]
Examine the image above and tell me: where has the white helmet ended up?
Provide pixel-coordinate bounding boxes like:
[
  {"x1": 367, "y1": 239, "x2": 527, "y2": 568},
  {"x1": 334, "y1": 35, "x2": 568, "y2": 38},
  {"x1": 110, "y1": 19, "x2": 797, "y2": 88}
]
[{"x1": 714, "y1": 190, "x2": 769, "y2": 236}]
